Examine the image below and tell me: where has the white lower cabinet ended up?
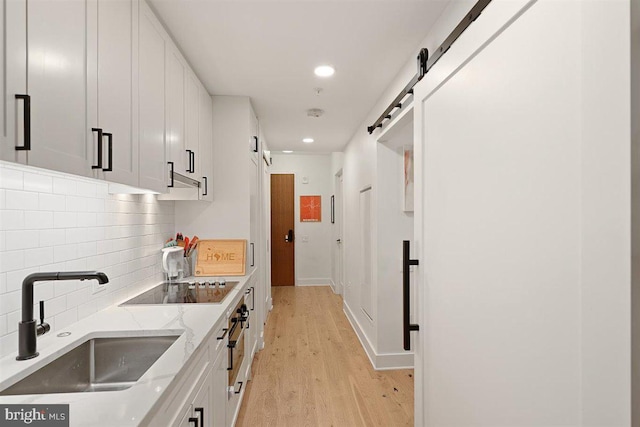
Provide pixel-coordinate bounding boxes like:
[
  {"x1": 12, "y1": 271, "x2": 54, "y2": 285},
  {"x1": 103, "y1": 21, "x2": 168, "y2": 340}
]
[
  {"x1": 177, "y1": 369, "x2": 212, "y2": 427},
  {"x1": 211, "y1": 346, "x2": 228, "y2": 426}
]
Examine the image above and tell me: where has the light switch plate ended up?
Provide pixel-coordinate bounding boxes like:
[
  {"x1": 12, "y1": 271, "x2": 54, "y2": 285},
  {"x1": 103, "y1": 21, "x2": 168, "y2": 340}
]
[{"x1": 302, "y1": 176, "x2": 309, "y2": 184}]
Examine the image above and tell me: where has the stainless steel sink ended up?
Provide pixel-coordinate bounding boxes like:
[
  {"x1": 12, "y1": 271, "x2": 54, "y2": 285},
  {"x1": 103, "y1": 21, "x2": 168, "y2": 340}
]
[{"x1": 0, "y1": 335, "x2": 180, "y2": 395}]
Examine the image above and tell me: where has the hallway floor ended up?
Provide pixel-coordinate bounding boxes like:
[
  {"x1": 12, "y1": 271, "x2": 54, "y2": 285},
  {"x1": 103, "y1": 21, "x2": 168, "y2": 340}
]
[{"x1": 236, "y1": 286, "x2": 413, "y2": 427}]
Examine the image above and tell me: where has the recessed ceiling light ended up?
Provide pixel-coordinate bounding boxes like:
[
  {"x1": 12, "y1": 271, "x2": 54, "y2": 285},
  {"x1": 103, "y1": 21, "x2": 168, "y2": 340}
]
[
  {"x1": 283, "y1": 150, "x2": 293, "y2": 154},
  {"x1": 314, "y1": 65, "x2": 335, "y2": 77},
  {"x1": 302, "y1": 138, "x2": 314, "y2": 144}
]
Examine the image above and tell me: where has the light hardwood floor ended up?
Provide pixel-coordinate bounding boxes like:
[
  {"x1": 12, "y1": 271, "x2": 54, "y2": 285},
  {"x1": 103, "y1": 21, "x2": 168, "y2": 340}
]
[{"x1": 236, "y1": 286, "x2": 414, "y2": 427}]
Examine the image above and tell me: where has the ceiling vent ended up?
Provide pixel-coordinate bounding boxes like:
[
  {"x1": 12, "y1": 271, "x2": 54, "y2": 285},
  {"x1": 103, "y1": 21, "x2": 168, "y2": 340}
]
[{"x1": 307, "y1": 108, "x2": 324, "y2": 118}]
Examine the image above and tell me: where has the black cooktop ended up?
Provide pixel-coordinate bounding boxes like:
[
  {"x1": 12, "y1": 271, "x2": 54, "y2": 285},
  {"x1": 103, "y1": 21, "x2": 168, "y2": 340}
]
[{"x1": 120, "y1": 281, "x2": 238, "y2": 305}]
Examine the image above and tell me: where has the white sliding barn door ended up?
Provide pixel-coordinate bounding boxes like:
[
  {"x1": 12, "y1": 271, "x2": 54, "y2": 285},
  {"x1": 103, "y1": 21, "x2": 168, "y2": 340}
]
[{"x1": 413, "y1": 0, "x2": 630, "y2": 425}]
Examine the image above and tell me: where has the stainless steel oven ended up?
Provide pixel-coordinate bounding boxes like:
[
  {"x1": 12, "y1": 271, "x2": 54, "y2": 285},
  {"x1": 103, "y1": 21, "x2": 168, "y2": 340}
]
[{"x1": 227, "y1": 298, "x2": 248, "y2": 393}]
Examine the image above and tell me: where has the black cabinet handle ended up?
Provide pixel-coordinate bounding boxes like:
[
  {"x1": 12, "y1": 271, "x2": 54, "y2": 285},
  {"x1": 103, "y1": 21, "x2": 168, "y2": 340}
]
[
  {"x1": 15, "y1": 94, "x2": 31, "y2": 151},
  {"x1": 102, "y1": 133, "x2": 113, "y2": 172},
  {"x1": 91, "y1": 128, "x2": 103, "y2": 169},
  {"x1": 202, "y1": 177, "x2": 208, "y2": 196},
  {"x1": 234, "y1": 381, "x2": 244, "y2": 394},
  {"x1": 250, "y1": 286, "x2": 255, "y2": 311},
  {"x1": 252, "y1": 136, "x2": 258, "y2": 153},
  {"x1": 167, "y1": 162, "x2": 174, "y2": 188},
  {"x1": 186, "y1": 149, "x2": 193, "y2": 173},
  {"x1": 402, "y1": 240, "x2": 420, "y2": 351},
  {"x1": 216, "y1": 328, "x2": 229, "y2": 340},
  {"x1": 194, "y1": 408, "x2": 204, "y2": 426},
  {"x1": 227, "y1": 344, "x2": 234, "y2": 371},
  {"x1": 191, "y1": 151, "x2": 196, "y2": 173},
  {"x1": 188, "y1": 417, "x2": 199, "y2": 427},
  {"x1": 250, "y1": 243, "x2": 255, "y2": 267}
]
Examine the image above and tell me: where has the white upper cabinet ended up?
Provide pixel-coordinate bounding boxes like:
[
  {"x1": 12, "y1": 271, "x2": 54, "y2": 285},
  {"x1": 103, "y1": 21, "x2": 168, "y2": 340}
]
[
  {"x1": 137, "y1": 0, "x2": 166, "y2": 192},
  {"x1": 185, "y1": 71, "x2": 200, "y2": 177},
  {"x1": 93, "y1": 0, "x2": 138, "y2": 186},
  {"x1": 199, "y1": 88, "x2": 213, "y2": 202},
  {"x1": 24, "y1": 0, "x2": 93, "y2": 177},
  {"x1": 166, "y1": 47, "x2": 188, "y2": 176}
]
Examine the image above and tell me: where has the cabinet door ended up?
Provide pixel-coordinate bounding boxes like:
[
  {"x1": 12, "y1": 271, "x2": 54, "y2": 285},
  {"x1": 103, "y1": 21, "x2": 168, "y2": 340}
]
[
  {"x1": 191, "y1": 369, "x2": 212, "y2": 427},
  {"x1": 249, "y1": 157, "x2": 259, "y2": 272},
  {"x1": 138, "y1": 2, "x2": 166, "y2": 192},
  {"x1": 166, "y1": 47, "x2": 188, "y2": 175},
  {"x1": 199, "y1": 88, "x2": 213, "y2": 201},
  {"x1": 1, "y1": 0, "x2": 27, "y2": 163},
  {"x1": 185, "y1": 72, "x2": 200, "y2": 176},
  {"x1": 26, "y1": 0, "x2": 92, "y2": 176},
  {"x1": 211, "y1": 349, "x2": 228, "y2": 427},
  {"x1": 96, "y1": 0, "x2": 137, "y2": 186}
]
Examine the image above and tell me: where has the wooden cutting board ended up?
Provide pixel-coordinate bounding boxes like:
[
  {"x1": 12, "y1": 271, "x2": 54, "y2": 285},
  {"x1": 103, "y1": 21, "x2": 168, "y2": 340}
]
[{"x1": 195, "y1": 239, "x2": 246, "y2": 276}]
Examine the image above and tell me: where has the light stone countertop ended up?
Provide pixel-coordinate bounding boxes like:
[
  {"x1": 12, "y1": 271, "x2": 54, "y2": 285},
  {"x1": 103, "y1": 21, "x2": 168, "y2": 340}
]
[{"x1": 0, "y1": 273, "x2": 254, "y2": 426}]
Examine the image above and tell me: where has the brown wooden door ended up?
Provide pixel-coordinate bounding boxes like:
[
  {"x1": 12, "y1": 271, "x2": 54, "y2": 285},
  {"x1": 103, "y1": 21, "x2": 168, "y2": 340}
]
[{"x1": 271, "y1": 174, "x2": 295, "y2": 286}]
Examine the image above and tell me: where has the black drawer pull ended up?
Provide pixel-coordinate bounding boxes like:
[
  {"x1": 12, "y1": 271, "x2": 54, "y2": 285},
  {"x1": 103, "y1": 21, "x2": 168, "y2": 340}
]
[
  {"x1": 216, "y1": 328, "x2": 229, "y2": 340},
  {"x1": 234, "y1": 381, "x2": 243, "y2": 394},
  {"x1": 15, "y1": 94, "x2": 31, "y2": 151},
  {"x1": 202, "y1": 176, "x2": 208, "y2": 196},
  {"x1": 91, "y1": 128, "x2": 103, "y2": 169},
  {"x1": 194, "y1": 407, "x2": 204, "y2": 426},
  {"x1": 102, "y1": 133, "x2": 113, "y2": 172},
  {"x1": 188, "y1": 417, "x2": 198, "y2": 427}
]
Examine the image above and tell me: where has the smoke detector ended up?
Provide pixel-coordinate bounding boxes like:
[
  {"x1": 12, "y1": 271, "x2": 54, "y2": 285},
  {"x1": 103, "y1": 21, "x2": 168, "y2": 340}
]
[{"x1": 307, "y1": 108, "x2": 324, "y2": 118}]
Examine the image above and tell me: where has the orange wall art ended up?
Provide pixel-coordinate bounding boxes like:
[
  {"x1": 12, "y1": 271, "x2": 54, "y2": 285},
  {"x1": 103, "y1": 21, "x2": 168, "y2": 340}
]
[{"x1": 300, "y1": 195, "x2": 322, "y2": 222}]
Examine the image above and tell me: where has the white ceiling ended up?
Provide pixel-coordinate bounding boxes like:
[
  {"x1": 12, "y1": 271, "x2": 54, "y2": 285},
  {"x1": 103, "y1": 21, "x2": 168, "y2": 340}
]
[{"x1": 149, "y1": 0, "x2": 449, "y2": 152}]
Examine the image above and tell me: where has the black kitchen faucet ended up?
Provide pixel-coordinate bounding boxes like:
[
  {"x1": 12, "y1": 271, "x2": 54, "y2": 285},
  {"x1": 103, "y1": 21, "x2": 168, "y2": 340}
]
[{"x1": 16, "y1": 271, "x2": 109, "y2": 361}]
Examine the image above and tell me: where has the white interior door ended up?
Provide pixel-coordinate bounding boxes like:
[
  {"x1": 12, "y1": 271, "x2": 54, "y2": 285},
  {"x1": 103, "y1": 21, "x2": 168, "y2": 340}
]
[
  {"x1": 335, "y1": 172, "x2": 344, "y2": 294},
  {"x1": 413, "y1": 0, "x2": 630, "y2": 425},
  {"x1": 360, "y1": 187, "x2": 373, "y2": 321}
]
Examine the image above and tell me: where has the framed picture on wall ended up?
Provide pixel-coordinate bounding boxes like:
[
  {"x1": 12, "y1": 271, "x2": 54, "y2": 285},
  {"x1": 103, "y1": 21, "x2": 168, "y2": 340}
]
[
  {"x1": 403, "y1": 146, "x2": 414, "y2": 212},
  {"x1": 300, "y1": 195, "x2": 322, "y2": 222}
]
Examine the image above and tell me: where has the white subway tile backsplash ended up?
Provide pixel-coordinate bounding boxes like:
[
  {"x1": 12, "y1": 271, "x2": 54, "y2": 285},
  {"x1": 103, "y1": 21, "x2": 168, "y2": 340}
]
[
  {"x1": 52, "y1": 177, "x2": 77, "y2": 195},
  {"x1": 39, "y1": 229, "x2": 65, "y2": 247},
  {"x1": 25, "y1": 210, "x2": 54, "y2": 230},
  {"x1": 0, "y1": 162, "x2": 175, "y2": 358},
  {"x1": 54, "y1": 244, "x2": 78, "y2": 263},
  {"x1": 24, "y1": 247, "x2": 54, "y2": 268},
  {"x1": 0, "y1": 332, "x2": 17, "y2": 356},
  {"x1": 5, "y1": 311, "x2": 18, "y2": 334},
  {"x1": 66, "y1": 195, "x2": 88, "y2": 212},
  {"x1": 0, "y1": 291, "x2": 21, "y2": 315},
  {"x1": 75, "y1": 181, "x2": 96, "y2": 198},
  {"x1": 5, "y1": 190, "x2": 39, "y2": 210},
  {"x1": 6, "y1": 230, "x2": 39, "y2": 250},
  {"x1": 0, "y1": 250, "x2": 25, "y2": 273},
  {"x1": 0, "y1": 167, "x2": 23, "y2": 190},
  {"x1": 39, "y1": 193, "x2": 66, "y2": 211},
  {"x1": 0, "y1": 314, "x2": 7, "y2": 336},
  {"x1": 6, "y1": 267, "x2": 40, "y2": 292},
  {"x1": 54, "y1": 212, "x2": 77, "y2": 228},
  {"x1": 0, "y1": 211, "x2": 24, "y2": 231},
  {"x1": 23, "y1": 172, "x2": 53, "y2": 193}
]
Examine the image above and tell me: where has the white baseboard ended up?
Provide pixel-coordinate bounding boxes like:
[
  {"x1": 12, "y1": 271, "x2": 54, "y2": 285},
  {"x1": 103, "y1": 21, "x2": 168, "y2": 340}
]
[
  {"x1": 329, "y1": 278, "x2": 337, "y2": 293},
  {"x1": 296, "y1": 278, "x2": 331, "y2": 286},
  {"x1": 343, "y1": 300, "x2": 414, "y2": 370}
]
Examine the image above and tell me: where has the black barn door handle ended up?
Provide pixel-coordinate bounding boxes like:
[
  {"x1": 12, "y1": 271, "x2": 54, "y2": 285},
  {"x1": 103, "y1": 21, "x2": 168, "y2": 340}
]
[{"x1": 403, "y1": 240, "x2": 419, "y2": 351}]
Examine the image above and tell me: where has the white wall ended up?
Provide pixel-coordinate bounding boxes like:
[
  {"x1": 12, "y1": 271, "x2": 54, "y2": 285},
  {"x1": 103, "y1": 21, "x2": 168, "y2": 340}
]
[
  {"x1": 0, "y1": 161, "x2": 173, "y2": 358},
  {"x1": 270, "y1": 153, "x2": 332, "y2": 285}
]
